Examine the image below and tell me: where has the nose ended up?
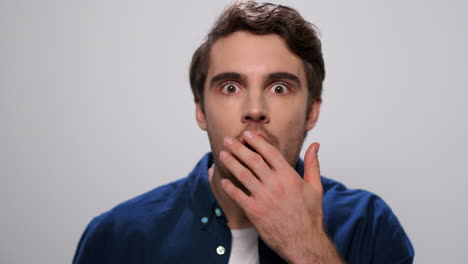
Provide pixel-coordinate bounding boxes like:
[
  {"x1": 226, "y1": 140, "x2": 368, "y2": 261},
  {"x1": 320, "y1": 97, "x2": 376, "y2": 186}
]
[{"x1": 241, "y1": 92, "x2": 270, "y2": 124}]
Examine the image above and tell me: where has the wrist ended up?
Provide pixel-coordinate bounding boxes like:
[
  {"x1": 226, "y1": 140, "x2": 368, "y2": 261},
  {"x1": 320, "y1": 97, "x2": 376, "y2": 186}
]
[{"x1": 286, "y1": 231, "x2": 344, "y2": 264}]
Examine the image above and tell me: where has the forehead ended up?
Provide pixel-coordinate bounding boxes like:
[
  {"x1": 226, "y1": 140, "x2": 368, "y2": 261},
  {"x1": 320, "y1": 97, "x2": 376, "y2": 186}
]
[{"x1": 207, "y1": 31, "x2": 305, "y2": 80}]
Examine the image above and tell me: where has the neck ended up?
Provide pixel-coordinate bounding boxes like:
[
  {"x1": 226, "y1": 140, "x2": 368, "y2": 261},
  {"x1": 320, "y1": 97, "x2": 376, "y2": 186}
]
[{"x1": 208, "y1": 165, "x2": 253, "y2": 230}]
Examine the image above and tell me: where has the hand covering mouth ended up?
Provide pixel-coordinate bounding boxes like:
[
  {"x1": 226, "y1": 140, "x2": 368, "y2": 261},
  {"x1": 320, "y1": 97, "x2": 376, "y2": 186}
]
[{"x1": 242, "y1": 141, "x2": 256, "y2": 153}]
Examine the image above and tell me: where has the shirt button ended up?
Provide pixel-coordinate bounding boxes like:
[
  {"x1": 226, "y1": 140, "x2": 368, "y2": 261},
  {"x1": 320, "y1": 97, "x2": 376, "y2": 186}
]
[
  {"x1": 201, "y1": 217, "x2": 208, "y2": 224},
  {"x1": 216, "y1": 246, "x2": 225, "y2": 255},
  {"x1": 214, "y1": 208, "x2": 222, "y2": 217}
]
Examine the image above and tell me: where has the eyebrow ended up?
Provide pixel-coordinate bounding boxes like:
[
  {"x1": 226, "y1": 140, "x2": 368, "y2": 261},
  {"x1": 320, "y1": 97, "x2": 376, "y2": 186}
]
[
  {"x1": 209, "y1": 71, "x2": 302, "y2": 89},
  {"x1": 266, "y1": 72, "x2": 302, "y2": 88},
  {"x1": 209, "y1": 72, "x2": 244, "y2": 88}
]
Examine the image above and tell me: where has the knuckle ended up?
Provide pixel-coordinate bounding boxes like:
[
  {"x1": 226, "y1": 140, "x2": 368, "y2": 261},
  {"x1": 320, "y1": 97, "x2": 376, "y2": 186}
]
[
  {"x1": 266, "y1": 147, "x2": 279, "y2": 159},
  {"x1": 232, "y1": 143, "x2": 241, "y2": 152},
  {"x1": 233, "y1": 190, "x2": 248, "y2": 205},
  {"x1": 249, "y1": 153, "x2": 262, "y2": 165},
  {"x1": 249, "y1": 204, "x2": 264, "y2": 216},
  {"x1": 273, "y1": 183, "x2": 287, "y2": 197},
  {"x1": 232, "y1": 188, "x2": 242, "y2": 200},
  {"x1": 223, "y1": 180, "x2": 233, "y2": 192},
  {"x1": 239, "y1": 169, "x2": 251, "y2": 183},
  {"x1": 245, "y1": 204, "x2": 256, "y2": 215}
]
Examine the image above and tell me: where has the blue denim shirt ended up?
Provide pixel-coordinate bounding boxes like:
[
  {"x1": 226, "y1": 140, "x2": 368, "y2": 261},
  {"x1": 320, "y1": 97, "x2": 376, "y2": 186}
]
[{"x1": 73, "y1": 152, "x2": 414, "y2": 263}]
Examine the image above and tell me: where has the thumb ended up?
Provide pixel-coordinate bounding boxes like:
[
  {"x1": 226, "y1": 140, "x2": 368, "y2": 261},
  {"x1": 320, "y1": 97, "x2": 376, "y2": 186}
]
[{"x1": 303, "y1": 142, "x2": 322, "y2": 188}]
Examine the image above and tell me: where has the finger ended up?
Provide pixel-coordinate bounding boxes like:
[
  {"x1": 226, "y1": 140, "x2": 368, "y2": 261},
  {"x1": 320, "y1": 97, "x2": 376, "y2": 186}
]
[
  {"x1": 242, "y1": 131, "x2": 289, "y2": 171},
  {"x1": 219, "y1": 150, "x2": 263, "y2": 196},
  {"x1": 223, "y1": 137, "x2": 272, "y2": 182},
  {"x1": 208, "y1": 166, "x2": 214, "y2": 182},
  {"x1": 220, "y1": 178, "x2": 253, "y2": 210},
  {"x1": 303, "y1": 142, "x2": 322, "y2": 188}
]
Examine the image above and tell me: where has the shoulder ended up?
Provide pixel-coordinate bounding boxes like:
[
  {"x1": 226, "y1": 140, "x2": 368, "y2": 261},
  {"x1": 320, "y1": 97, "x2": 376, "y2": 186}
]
[
  {"x1": 321, "y1": 176, "x2": 414, "y2": 263},
  {"x1": 73, "y1": 177, "x2": 190, "y2": 263},
  {"x1": 102, "y1": 177, "x2": 189, "y2": 227},
  {"x1": 321, "y1": 176, "x2": 388, "y2": 219}
]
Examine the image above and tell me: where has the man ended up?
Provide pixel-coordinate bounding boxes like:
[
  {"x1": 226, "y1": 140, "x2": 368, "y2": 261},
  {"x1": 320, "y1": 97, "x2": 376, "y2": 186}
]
[{"x1": 73, "y1": 1, "x2": 414, "y2": 263}]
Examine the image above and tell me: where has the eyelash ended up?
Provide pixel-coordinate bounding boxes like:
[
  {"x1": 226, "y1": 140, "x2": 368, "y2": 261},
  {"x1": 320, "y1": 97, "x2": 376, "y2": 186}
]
[
  {"x1": 220, "y1": 82, "x2": 241, "y2": 95},
  {"x1": 268, "y1": 83, "x2": 291, "y2": 95},
  {"x1": 219, "y1": 82, "x2": 291, "y2": 95}
]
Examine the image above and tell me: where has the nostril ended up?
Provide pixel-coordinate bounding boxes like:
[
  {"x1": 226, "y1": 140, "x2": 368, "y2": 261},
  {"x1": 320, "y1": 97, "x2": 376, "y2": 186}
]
[{"x1": 242, "y1": 114, "x2": 268, "y2": 123}]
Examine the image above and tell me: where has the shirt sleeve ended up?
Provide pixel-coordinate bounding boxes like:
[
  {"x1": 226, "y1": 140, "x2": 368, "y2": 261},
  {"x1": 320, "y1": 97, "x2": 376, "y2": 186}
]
[
  {"x1": 330, "y1": 193, "x2": 415, "y2": 264},
  {"x1": 72, "y1": 216, "x2": 106, "y2": 264},
  {"x1": 369, "y1": 198, "x2": 415, "y2": 264}
]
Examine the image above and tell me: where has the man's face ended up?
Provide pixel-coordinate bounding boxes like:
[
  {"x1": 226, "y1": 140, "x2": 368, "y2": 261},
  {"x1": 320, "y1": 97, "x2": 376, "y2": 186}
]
[{"x1": 196, "y1": 31, "x2": 320, "y2": 179}]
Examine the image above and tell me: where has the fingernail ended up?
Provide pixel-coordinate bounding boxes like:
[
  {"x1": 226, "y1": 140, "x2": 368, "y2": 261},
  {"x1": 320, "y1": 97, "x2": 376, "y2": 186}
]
[
  {"x1": 244, "y1": 130, "x2": 253, "y2": 139},
  {"x1": 224, "y1": 137, "x2": 234, "y2": 146},
  {"x1": 219, "y1": 151, "x2": 229, "y2": 160},
  {"x1": 220, "y1": 179, "x2": 227, "y2": 187}
]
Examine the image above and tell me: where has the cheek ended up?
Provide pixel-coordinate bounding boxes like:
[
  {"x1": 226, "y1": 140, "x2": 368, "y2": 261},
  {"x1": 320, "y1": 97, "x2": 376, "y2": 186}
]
[
  {"x1": 272, "y1": 101, "x2": 308, "y2": 128},
  {"x1": 270, "y1": 103, "x2": 308, "y2": 146},
  {"x1": 281, "y1": 116, "x2": 307, "y2": 140},
  {"x1": 277, "y1": 109, "x2": 308, "y2": 165},
  {"x1": 204, "y1": 99, "x2": 240, "y2": 136}
]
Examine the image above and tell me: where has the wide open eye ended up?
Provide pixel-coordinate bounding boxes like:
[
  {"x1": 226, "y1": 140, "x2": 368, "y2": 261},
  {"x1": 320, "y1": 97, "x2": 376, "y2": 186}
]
[
  {"x1": 221, "y1": 83, "x2": 240, "y2": 95},
  {"x1": 269, "y1": 83, "x2": 290, "y2": 95}
]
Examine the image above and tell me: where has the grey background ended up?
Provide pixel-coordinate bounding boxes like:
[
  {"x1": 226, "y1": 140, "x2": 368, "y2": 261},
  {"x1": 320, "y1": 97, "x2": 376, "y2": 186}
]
[{"x1": 1, "y1": 0, "x2": 467, "y2": 263}]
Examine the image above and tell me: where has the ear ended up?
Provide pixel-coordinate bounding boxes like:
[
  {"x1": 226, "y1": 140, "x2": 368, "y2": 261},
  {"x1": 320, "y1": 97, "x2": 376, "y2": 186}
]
[
  {"x1": 195, "y1": 102, "x2": 207, "y2": 131},
  {"x1": 305, "y1": 99, "x2": 321, "y2": 131}
]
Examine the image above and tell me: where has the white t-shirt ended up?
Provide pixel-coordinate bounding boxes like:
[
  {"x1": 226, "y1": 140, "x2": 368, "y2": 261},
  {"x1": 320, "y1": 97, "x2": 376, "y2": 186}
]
[{"x1": 228, "y1": 227, "x2": 260, "y2": 264}]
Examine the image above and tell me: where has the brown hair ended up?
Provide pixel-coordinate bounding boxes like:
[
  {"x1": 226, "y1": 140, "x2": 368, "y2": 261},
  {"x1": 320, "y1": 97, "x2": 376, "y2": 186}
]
[{"x1": 189, "y1": 0, "x2": 325, "y2": 111}]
